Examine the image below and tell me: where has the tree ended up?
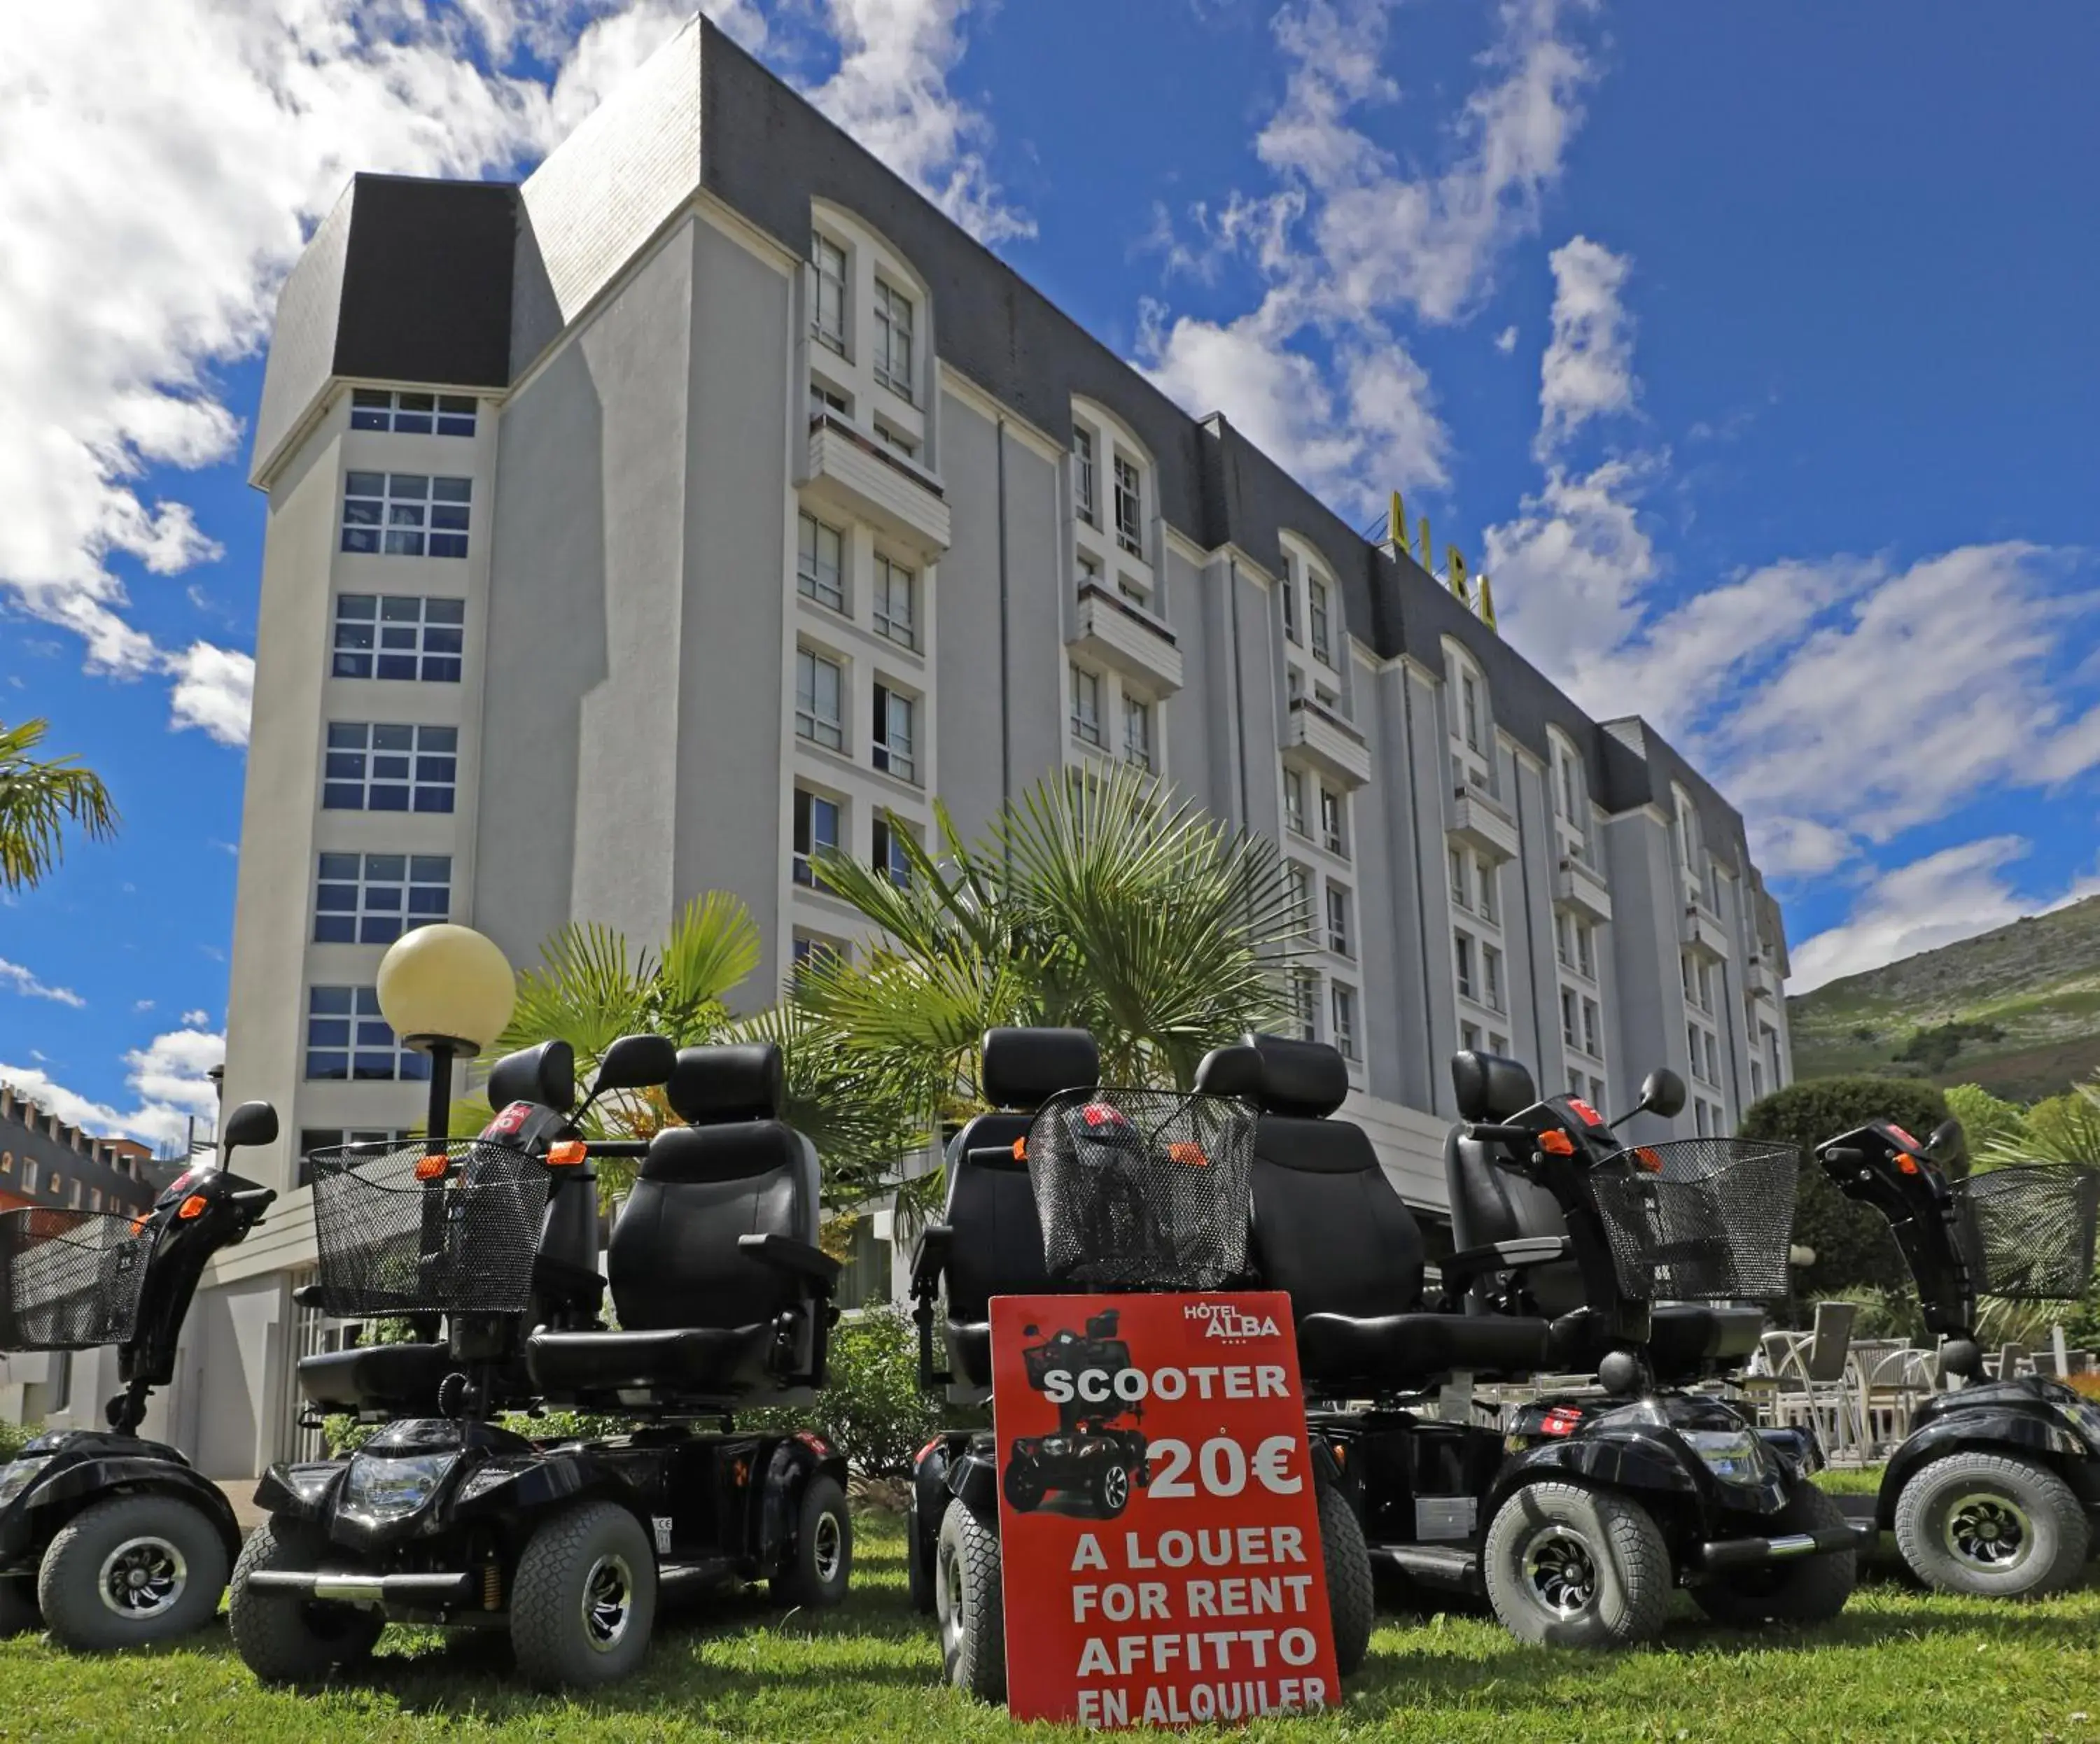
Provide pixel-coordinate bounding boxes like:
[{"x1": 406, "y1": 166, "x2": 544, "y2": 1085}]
[
  {"x1": 1942, "y1": 1083, "x2": 2029, "y2": 1167},
  {"x1": 793, "y1": 764, "x2": 1304, "y2": 1122},
  {"x1": 0, "y1": 719, "x2": 117, "y2": 892},
  {"x1": 452, "y1": 892, "x2": 923, "y2": 1208},
  {"x1": 1738, "y1": 1076, "x2": 1953, "y2": 1296},
  {"x1": 2012, "y1": 1085, "x2": 2100, "y2": 1169}
]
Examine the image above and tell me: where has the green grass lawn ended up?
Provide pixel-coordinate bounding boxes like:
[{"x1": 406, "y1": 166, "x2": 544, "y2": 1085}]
[{"x1": 4, "y1": 1511, "x2": 2096, "y2": 1743}]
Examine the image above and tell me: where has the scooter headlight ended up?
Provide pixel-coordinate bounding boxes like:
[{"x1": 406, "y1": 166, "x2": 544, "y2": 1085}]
[
  {"x1": 1683, "y1": 1428, "x2": 1769, "y2": 1488},
  {"x1": 0, "y1": 1458, "x2": 49, "y2": 1510},
  {"x1": 340, "y1": 1450, "x2": 457, "y2": 1524}
]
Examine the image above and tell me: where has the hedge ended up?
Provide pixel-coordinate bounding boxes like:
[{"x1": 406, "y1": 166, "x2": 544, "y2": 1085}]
[{"x1": 1738, "y1": 1076, "x2": 1952, "y2": 1297}]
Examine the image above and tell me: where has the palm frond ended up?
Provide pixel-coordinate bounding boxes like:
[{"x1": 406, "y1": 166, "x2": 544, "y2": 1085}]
[{"x1": 0, "y1": 719, "x2": 119, "y2": 892}]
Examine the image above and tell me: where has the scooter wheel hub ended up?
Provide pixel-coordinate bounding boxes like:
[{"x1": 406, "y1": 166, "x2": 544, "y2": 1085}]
[
  {"x1": 1942, "y1": 1492, "x2": 2030, "y2": 1571},
  {"x1": 1520, "y1": 1525, "x2": 1598, "y2": 1617},
  {"x1": 97, "y1": 1537, "x2": 187, "y2": 1619},
  {"x1": 581, "y1": 1552, "x2": 635, "y2": 1652}
]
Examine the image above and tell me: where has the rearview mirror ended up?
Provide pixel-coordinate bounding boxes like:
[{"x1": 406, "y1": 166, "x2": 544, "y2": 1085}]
[
  {"x1": 1637, "y1": 1068, "x2": 1686, "y2": 1120},
  {"x1": 1926, "y1": 1118, "x2": 1968, "y2": 1169},
  {"x1": 594, "y1": 1034, "x2": 678, "y2": 1095},
  {"x1": 220, "y1": 1100, "x2": 279, "y2": 1160}
]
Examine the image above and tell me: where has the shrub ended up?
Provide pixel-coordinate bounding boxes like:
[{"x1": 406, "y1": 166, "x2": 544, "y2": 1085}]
[
  {"x1": 744, "y1": 1305, "x2": 944, "y2": 1476},
  {"x1": 1740, "y1": 1076, "x2": 1952, "y2": 1296},
  {"x1": 0, "y1": 1419, "x2": 43, "y2": 1461},
  {"x1": 1943, "y1": 1084, "x2": 2029, "y2": 1164}
]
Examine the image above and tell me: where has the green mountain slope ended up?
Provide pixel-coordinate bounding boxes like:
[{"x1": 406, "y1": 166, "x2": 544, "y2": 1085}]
[{"x1": 1788, "y1": 894, "x2": 2100, "y2": 1100}]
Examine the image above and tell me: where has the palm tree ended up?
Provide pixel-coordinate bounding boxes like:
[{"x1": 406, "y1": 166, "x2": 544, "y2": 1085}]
[
  {"x1": 794, "y1": 763, "x2": 1306, "y2": 1123},
  {"x1": 451, "y1": 892, "x2": 925, "y2": 1207},
  {"x1": 0, "y1": 719, "x2": 118, "y2": 892}
]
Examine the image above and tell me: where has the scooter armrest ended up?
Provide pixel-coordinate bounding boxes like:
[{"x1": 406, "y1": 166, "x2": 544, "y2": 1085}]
[
  {"x1": 736, "y1": 1234, "x2": 844, "y2": 1286},
  {"x1": 1440, "y1": 1236, "x2": 1571, "y2": 1293},
  {"x1": 910, "y1": 1223, "x2": 954, "y2": 1297}
]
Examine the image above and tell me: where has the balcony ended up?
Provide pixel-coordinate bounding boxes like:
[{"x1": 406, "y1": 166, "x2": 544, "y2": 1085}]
[
  {"x1": 1555, "y1": 854, "x2": 1613, "y2": 924},
  {"x1": 1070, "y1": 582, "x2": 1183, "y2": 694},
  {"x1": 1681, "y1": 902, "x2": 1730, "y2": 960},
  {"x1": 1745, "y1": 956, "x2": 1782, "y2": 1003},
  {"x1": 802, "y1": 413, "x2": 950, "y2": 561},
  {"x1": 1283, "y1": 696, "x2": 1371, "y2": 789},
  {"x1": 1447, "y1": 785, "x2": 1518, "y2": 863}
]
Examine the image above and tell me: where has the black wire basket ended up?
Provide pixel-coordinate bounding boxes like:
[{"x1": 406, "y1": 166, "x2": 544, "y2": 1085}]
[
  {"x1": 1953, "y1": 1162, "x2": 2100, "y2": 1301},
  {"x1": 1587, "y1": 1138, "x2": 1801, "y2": 1303},
  {"x1": 0, "y1": 1208, "x2": 155, "y2": 1351},
  {"x1": 1024, "y1": 1088, "x2": 1256, "y2": 1291},
  {"x1": 305, "y1": 1141, "x2": 551, "y2": 1318}
]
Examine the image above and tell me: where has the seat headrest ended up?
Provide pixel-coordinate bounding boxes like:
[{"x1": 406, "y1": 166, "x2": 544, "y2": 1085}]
[
  {"x1": 1238, "y1": 1033, "x2": 1348, "y2": 1118},
  {"x1": 666, "y1": 1043, "x2": 785, "y2": 1125},
  {"x1": 981, "y1": 1027, "x2": 1098, "y2": 1110},
  {"x1": 1451, "y1": 1050, "x2": 1536, "y2": 1123},
  {"x1": 484, "y1": 1040, "x2": 575, "y2": 1117},
  {"x1": 1192, "y1": 1043, "x2": 1265, "y2": 1101}
]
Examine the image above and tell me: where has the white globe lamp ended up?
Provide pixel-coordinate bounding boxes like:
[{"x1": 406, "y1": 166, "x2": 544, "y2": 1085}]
[{"x1": 376, "y1": 924, "x2": 517, "y2": 1144}]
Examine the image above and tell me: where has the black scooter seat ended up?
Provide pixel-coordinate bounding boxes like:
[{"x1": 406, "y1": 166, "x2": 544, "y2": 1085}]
[
  {"x1": 528, "y1": 1324, "x2": 773, "y2": 1395},
  {"x1": 1298, "y1": 1311, "x2": 1551, "y2": 1388}
]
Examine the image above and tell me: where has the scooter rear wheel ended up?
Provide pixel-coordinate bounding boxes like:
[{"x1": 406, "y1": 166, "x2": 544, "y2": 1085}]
[
  {"x1": 39, "y1": 1493, "x2": 228, "y2": 1652},
  {"x1": 769, "y1": 1472, "x2": 853, "y2": 1608},
  {"x1": 1893, "y1": 1451, "x2": 2090, "y2": 1598}
]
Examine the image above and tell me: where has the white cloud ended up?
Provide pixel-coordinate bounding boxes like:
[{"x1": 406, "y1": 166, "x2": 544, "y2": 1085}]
[
  {"x1": 1788, "y1": 839, "x2": 2100, "y2": 995},
  {"x1": 181, "y1": 1008, "x2": 211, "y2": 1027},
  {"x1": 1137, "y1": 1, "x2": 1595, "y2": 514},
  {"x1": 1494, "y1": 325, "x2": 1518, "y2": 354},
  {"x1": 167, "y1": 640, "x2": 255, "y2": 747},
  {"x1": 1535, "y1": 235, "x2": 1636, "y2": 457},
  {"x1": 804, "y1": 0, "x2": 1032, "y2": 245},
  {"x1": 134, "y1": 999, "x2": 155, "y2": 1013},
  {"x1": 0, "y1": 1024, "x2": 225, "y2": 1149},
  {"x1": 0, "y1": 958, "x2": 86, "y2": 1008}
]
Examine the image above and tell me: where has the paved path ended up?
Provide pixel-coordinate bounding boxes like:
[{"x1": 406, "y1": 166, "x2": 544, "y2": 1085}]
[{"x1": 215, "y1": 1482, "x2": 267, "y2": 1534}]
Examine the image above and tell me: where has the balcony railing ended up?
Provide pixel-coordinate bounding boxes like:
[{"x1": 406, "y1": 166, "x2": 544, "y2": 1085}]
[
  {"x1": 803, "y1": 411, "x2": 950, "y2": 558},
  {"x1": 1555, "y1": 854, "x2": 1612, "y2": 924},
  {"x1": 1284, "y1": 695, "x2": 1371, "y2": 789},
  {"x1": 1070, "y1": 582, "x2": 1183, "y2": 694},
  {"x1": 1448, "y1": 785, "x2": 1518, "y2": 864}
]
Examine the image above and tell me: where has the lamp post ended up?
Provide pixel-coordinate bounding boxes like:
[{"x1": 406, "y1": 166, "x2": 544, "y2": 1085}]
[{"x1": 374, "y1": 924, "x2": 517, "y2": 1151}]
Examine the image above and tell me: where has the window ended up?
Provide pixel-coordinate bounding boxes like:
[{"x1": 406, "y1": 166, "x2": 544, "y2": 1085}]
[
  {"x1": 1455, "y1": 932, "x2": 1476, "y2": 1002},
  {"x1": 1460, "y1": 670, "x2": 1483, "y2": 753},
  {"x1": 314, "y1": 852, "x2": 449, "y2": 945},
  {"x1": 1705, "y1": 1029, "x2": 1721, "y2": 1085},
  {"x1": 1287, "y1": 668, "x2": 1305, "y2": 704},
  {"x1": 332, "y1": 595, "x2": 465, "y2": 682},
  {"x1": 875, "y1": 421, "x2": 918, "y2": 460},
  {"x1": 810, "y1": 381, "x2": 850, "y2": 420},
  {"x1": 1476, "y1": 858, "x2": 1498, "y2": 925},
  {"x1": 323, "y1": 723, "x2": 457, "y2": 813},
  {"x1": 1113, "y1": 454, "x2": 1144, "y2": 557},
  {"x1": 1554, "y1": 738, "x2": 1586, "y2": 824},
  {"x1": 811, "y1": 233, "x2": 847, "y2": 353},
  {"x1": 1583, "y1": 997, "x2": 1602, "y2": 1060},
  {"x1": 1118, "y1": 574, "x2": 1153, "y2": 614},
  {"x1": 1460, "y1": 1021, "x2": 1483, "y2": 1053},
  {"x1": 1576, "y1": 919, "x2": 1595, "y2": 979},
  {"x1": 304, "y1": 987, "x2": 428, "y2": 1083},
  {"x1": 872, "y1": 683, "x2": 918, "y2": 782},
  {"x1": 1070, "y1": 665, "x2": 1104, "y2": 747},
  {"x1": 1122, "y1": 692, "x2": 1154, "y2": 771},
  {"x1": 1569, "y1": 1067, "x2": 1586, "y2": 1097},
  {"x1": 1331, "y1": 983, "x2": 1359, "y2": 1062},
  {"x1": 1482, "y1": 945, "x2": 1504, "y2": 1013},
  {"x1": 297, "y1": 1128, "x2": 407, "y2": 1190},
  {"x1": 1749, "y1": 1059, "x2": 1765, "y2": 1102},
  {"x1": 1555, "y1": 911, "x2": 1573, "y2": 969},
  {"x1": 1489, "y1": 1033, "x2": 1509, "y2": 1057},
  {"x1": 1326, "y1": 884, "x2": 1352, "y2": 958},
  {"x1": 1078, "y1": 551, "x2": 1102, "y2": 593},
  {"x1": 872, "y1": 813, "x2": 912, "y2": 887},
  {"x1": 874, "y1": 556, "x2": 917, "y2": 649},
  {"x1": 1308, "y1": 575, "x2": 1331, "y2": 664},
  {"x1": 791, "y1": 934, "x2": 846, "y2": 978},
  {"x1": 1561, "y1": 988, "x2": 1580, "y2": 1049},
  {"x1": 1283, "y1": 768, "x2": 1308, "y2": 838},
  {"x1": 1289, "y1": 970, "x2": 1319, "y2": 1043},
  {"x1": 792, "y1": 788, "x2": 839, "y2": 888},
  {"x1": 1449, "y1": 845, "x2": 1469, "y2": 910},
  {"x1": 1590, "y1": 1076, "x2": 1607, "y2": 1111},
  {"x1": 1285, "y1": 862, "x2": 1312, "y2": 931},
  {"x1": 874, "y1": 280, "x2": 914, "y2": 398},
  {"x1": 340, "y1": 472, "x2": 471, "y2": 558},
  {"x1": 350, "y1": 389, "x2": 476, "y2": 437},
  {"x1": 1695, "y1": 1099, "x2": 1710, "y2": 1138},
  {"x1": 795, "y1": 648, "x2": 844, "y2": 750},
  {"x1": 798, "y1": 512, "x2": 846, "y2": 612},
  {"x1": 1280, "y1": 575, "x2": 1298, "y2": 644},
  {"x1": 1073, "y1": 428, "x2": 1096, "y2": 525},
  {"x1": 1320, "y1": 786, "x2": 1347, "y2": 858}
]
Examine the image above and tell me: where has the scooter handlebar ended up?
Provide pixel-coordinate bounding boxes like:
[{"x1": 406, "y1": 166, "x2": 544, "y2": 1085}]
[
  {"x1": 230, "y1": 1188, "x2": 277, "y2": 1209},
  {"x1": 1463, "y1": 1122, "x2": 1539, "y2": 1146}
]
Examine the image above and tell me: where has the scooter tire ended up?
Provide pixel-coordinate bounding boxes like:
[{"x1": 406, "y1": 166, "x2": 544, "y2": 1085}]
[
  {"x1": 38, "y1": 1493, "x2": 227, "y2": 1652},
  {"x1": 769, "y1": 1472, "x2": 853, "y2": 1609},
  {"x1": 1315, "y1": 1482, "x2": 1373, "y2": 1677},
  {"x1": 1893, "y1": 1451, "x2": 2090, "y2": 1598},
  {"x1": 1484, "y1": 1482, "x2": 1671, "y2": 1650},
  {"x1": 227, "y1": 1516, "x2": 384, "y2": 1684},
  {"x1": 934, "y1": 1502, "x2": 1004, "y2": 1701},
  {"x1": 510, "y1": 1499, "x2": 659, "y2": 1690},
  {"x1": 1690, "y1": 1484, "x2": 1856, "y2": 1626}
]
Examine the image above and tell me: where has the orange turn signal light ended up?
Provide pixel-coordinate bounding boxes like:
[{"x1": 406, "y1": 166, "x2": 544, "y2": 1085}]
[
  {"x1": 1168, "y1": 1142, "x2": 1210, "y2": 1167},
  {"x1": 547, "y1": 1140, "x2": 587, "y2": 1167},
  {"x1": 1538, "y1": 1131, "x2": 1576, "y2": 1157},
  {"x1": 1633, "y1": 1146, "x2": 1665, "y2": 1174},
  {"x1": 413, "y1": 1155, "x2": 449, "y2": 1181},
  {"x1": 1011, "y1": 1138, "x2": 1028, "y2": 1161},
  {"x1": 130, "y1": 1214, "x2": 150, "y2": 1235},
  {"x1": 177, "y1": 1195, "x2": 209, "y2": 1220},
  {"x1": 1898, "y1": 1156, "x2": 1921, "y2": 1175}
]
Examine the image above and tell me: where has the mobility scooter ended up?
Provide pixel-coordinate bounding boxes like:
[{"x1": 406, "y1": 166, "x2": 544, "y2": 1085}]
[
  {"x1": 230, "y1": 1038, "x2": 851, "y2": 1690},
  {"x1": 909, "y1": 1029, "x2": 1368, "y2": 1699},
  {"x1": 1194, "y1": 1036, "x2": 1863, "y2": 1649},
  {"x1": 1002, "y1": 1308, "x2": 1151, "y2": 1519},
  {"x1": 0, "y1": 1097, "x2": 279, "y2": 1648},
  {"x1": 1819, "y1": 1116, "x2": 2100, "y2": 1596}
]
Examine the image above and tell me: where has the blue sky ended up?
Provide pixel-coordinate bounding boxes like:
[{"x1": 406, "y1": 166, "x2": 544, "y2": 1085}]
[{"x1": 6, "y1": 0, "x2": 2098, "y2": 1140}]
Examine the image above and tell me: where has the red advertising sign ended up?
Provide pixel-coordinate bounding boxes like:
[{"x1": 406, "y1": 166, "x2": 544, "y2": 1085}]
[{"x1": 990, "y1": 1291, "x2": 1340, "y2": 1729}]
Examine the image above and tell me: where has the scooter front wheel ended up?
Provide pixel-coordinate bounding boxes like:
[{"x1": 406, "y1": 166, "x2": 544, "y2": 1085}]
[
  {"x1": 1690, "y1": 1483, "x2": 1856, "y2": 1626},
  {"x1": 39, "y1": 1493, "x2": 228, "y2": 1652},
  {"x1": 1893, "y1": 1451, "x2": 2090, "y2": 1598},
  {"x1": 227, "y1": 1517, "x2": 384, "y2": 1683},
  {"x1": 1483, "y1": 1482, "x2": 1670, "y2": 1650},
  {"x1": 935, "y1": 1503, "x2": 1004, "y2": 1701},
  {"x1": 510, "y1": 1500, "x2": 659, "y2": 1690}
]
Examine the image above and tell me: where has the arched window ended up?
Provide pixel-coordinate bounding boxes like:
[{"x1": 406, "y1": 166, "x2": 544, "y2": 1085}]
[
  {"x1": 1444, "y1": 642, "x2": 1495, "y2": 799},
  {"x1": 1070, "y1": 398, "x2": 1158, "y2": 613}
]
